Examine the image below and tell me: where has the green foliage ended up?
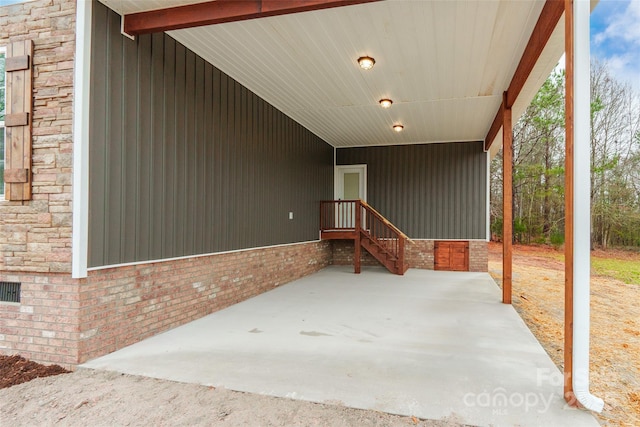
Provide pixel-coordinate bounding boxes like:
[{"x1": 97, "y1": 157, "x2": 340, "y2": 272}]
[
  {"x1": 531, "y1": 70, "x2": 565, "y2": 129},
  {"x1": 513, "y1": 218, "x2": 528, "y2": 243},
  {"x1": 590, "y1": 96, "x2": 604, "y2": 118},
  {"x1": 491, "y1": 68, "x2": 567, "y2": 244},
  {"x1": 589, "y1": 60, "x2": 640, "y2": 249},
  {"x1": 491, "y1": 217, "x2": 503, "y2": 239},
  {"x1": 533, "y1": 236, "x2": 547, "y2": 245},
  {"x1": 592, "y1": 155, "x2": 619, "y2": 174},
  {"x1": 550, "y1": 231, "x2": 564, "y2": 246},
  {"x1": 592, "y1": 257, "x2": 640, "y2": 285},
  {"x1": 491, "y1": 61, "x2": 640, "y2": 249}
]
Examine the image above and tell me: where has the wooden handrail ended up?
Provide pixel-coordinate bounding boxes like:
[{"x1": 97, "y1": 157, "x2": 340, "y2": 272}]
[
  {"x1": 320, "y1": 200, "x2": 411, "y2": 275},
  {"x1": 359, "y1": 200, "x2": 414, "y2": 244}
]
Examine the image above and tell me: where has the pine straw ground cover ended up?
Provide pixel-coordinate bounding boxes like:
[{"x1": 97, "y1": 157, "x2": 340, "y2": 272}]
[
  {"x1": 488, "y1": 242, "x2": 640, "y2": 426},
  {"x1": 0, "y1": 355, "x2": 69, "y2": 389}
]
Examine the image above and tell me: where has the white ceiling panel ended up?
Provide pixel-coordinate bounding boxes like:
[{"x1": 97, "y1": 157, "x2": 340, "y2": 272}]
[
  {"x1": 100, "y1": 0, "x2": 567, "y2": 149},
  {"x1": 99, "y1": 0, "x2": 213, "y2": 15}
]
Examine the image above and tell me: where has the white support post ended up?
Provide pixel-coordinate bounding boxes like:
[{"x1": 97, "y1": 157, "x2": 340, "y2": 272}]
[{"x1": 572, "y1": 0, "x2": 604, "y2": 413}]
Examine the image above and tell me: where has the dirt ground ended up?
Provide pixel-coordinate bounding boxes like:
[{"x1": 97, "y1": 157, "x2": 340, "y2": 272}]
[
  {"x1": 1, "y1": 244, "x2": 637, "y2": 426},
  {"x1": 488, "y1": 242, "x2": 640, "y2": 427},
  {"x1": 0, "y1": 368, "x2": 466, "y2": 427}
]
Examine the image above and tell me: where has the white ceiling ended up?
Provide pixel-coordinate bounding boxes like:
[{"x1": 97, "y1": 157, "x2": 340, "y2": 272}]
[
  {"x1": 100, "y1": 0, "x2": 213, "y2": 13},
  {"x1": 100, "y1": 0, "x2": 565, "y2": 149}
]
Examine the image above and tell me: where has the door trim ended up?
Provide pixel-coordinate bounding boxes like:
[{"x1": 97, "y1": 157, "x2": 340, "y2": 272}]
[{"x1": 335, "y1": 164, "x2": 367, "y2": 201}]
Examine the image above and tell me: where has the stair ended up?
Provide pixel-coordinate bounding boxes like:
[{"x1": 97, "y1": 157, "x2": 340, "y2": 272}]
[
  {"x1": 360, "y1": 232, "x2": 405, "y2": 275},
  {"x1": 320, "y1": 199, "x2": 412, "y2": 275}
]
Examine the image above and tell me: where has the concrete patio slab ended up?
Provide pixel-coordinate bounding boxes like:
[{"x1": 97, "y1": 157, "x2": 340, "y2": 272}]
[{"x1": 82, "y1": 266, "x2": 599, "y2": 427}]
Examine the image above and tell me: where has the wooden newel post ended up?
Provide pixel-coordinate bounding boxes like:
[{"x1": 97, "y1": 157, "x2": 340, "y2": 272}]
[
  {"x1": 398, "y1": 236, "x2": 405, "y2": 276},
  {"x1": 354, "y1": 200, "x2": 362, "y2": 274},
  {"x1": 564, "y1": 0, "x2": 576, "y2": 405},
  {"x1": 502, "y1": 91, "x2": 513, "y2": 305}
]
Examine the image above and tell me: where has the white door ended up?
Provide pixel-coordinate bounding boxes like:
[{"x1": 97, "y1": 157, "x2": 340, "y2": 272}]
[
  {"x1": 335, "y1": 165, "x2": 366, "y2": 228},
  {"x1": 335, "y1": 165, "x2": 366, "y2": 201}
]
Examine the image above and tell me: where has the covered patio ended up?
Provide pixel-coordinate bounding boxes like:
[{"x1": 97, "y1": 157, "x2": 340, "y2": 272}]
[{"x1": 83, "y1": 266, "x2": 598, "y2": 426}]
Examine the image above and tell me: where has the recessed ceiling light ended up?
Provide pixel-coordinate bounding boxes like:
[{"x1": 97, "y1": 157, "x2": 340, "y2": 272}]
[
  {"x1": 357, "y1": 56, "x2": 375, "y2": 70},
  {"x1": 393, "y1": 124, "x2": 404, "y2": 132},
  {"x1": 379, "y1": 99, "x2": 393, "y2": 108}
]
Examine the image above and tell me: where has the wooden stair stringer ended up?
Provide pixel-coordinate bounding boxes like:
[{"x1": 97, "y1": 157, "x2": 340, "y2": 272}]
[{"x1": 359, "y1": 231, "x2": 403, "y2": 275}]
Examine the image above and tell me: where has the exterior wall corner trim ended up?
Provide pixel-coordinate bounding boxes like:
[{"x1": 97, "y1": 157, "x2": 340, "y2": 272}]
[{"x1": 72, "y1": 0, "x2": 92, "y2": 279}]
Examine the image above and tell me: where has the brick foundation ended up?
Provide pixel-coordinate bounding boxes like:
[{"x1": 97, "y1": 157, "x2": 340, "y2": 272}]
[
  {"x1": 0, "y1": 272, "x2": 80, "y2": 365},
  {"x1": 331, "y1": 239, "x2": 487, "y2": 272},
  {"x1": 0, "y1": 238, "x2": 487, "y2": 366},
  {"x1": 0, "y1": 241, "x2": 331, "y2": 366},
  {"x1": 331, "y1": 240, "x2": 381, "y2": 267},
  {"x1": 406, "y1": 240, "x2": 436, "y2": 269},
  {"x1": 468, "y1": 240, "x2": 488, "y2": 272}
]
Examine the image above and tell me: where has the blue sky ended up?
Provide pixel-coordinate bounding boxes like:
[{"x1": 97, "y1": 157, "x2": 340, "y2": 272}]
[{"x1": 591, "y1": 0, "x2": 640, "y2": 92}]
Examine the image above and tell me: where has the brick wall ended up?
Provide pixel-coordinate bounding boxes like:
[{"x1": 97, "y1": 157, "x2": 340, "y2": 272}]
[
  {"x1": 0, "y1": 237, "x2": 484, "y2": 365},
  {"x1": 78, "y1": 241, "x2": 332, "y2": 363},
  {"x1": 469, "y1": 240, "x2": 488, "y2": 272},
  {"x1": 0, "y1": 272, "x2": 80, "y2": 365},
  {"x1": 331, "y1": 240, "x2": 381, "y2": 267},
  {"x1": 0, "y1": 241, "x2": 331, "y2": 366},
  {"x1": 406, "y1": 240, "x2": 435, "y2": 269},
  {"x1": 331, "y1": 239, "x2": 487, "y2": 272},
  {"x1": 0, "y1": 0, "x2": 76, "y2": 274}
]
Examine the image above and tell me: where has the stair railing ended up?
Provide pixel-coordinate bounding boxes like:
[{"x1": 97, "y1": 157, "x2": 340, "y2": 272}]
[
  {"x1": 359, "y1": 200, "x2": 412, "y2": 271},
  {"x1": 320, "y1": 200, "x2": 412, "y2": 274},
  {"x1": 320, "y1": 200, "x2": 359, "y2": 231}
]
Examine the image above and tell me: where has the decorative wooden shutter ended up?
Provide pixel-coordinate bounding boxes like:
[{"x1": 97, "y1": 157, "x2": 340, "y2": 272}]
[{"x1": 4, "y1": 40, "x2": 33, "y2": 201}]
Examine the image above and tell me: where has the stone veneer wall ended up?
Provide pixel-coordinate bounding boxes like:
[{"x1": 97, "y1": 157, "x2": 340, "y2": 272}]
[
  {"x1": 0, "y1": 0, "x2": 76, "y2": 274},
  {"x1": 331, "y1": 240, "x2": 488, "y2": 272},
  {"x1": 0, "y1": 0, "x2": 77, "y2": 366}
]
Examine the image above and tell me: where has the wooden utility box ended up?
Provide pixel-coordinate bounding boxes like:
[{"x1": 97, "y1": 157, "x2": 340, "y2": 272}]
[{"x1": 434, "y1": 241, "x2": 469, "y2": 271}]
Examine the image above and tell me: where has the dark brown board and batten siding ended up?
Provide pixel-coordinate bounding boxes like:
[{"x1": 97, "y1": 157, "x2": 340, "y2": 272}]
[
  {"x1": 89, "y1": 2, "x2": 333, "y2": 268},
  {"x1": 337, "y1": 142, "x2": 487, "y2": 239}
]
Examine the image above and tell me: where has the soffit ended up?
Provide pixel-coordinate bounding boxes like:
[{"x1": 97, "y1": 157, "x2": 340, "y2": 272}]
[
  {"x1": 99, "y1": 0, "x2": 213, "y2": 14},
  {"x1": 99, "y1": 0, "x2": 563, "y2": 149}
]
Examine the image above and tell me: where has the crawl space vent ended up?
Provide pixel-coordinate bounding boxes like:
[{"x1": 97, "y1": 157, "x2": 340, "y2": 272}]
[{"x1": 0, "y1": 282, "x2": 21, "y2": 303}]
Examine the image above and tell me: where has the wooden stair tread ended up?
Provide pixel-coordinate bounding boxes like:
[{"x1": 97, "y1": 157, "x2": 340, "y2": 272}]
[
  {"x1": 319, "y1": 200, "x2": 409, "y2": 276},
  {"x1": 360, "y1": 230, "x2": 403, "y2": 275}
]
